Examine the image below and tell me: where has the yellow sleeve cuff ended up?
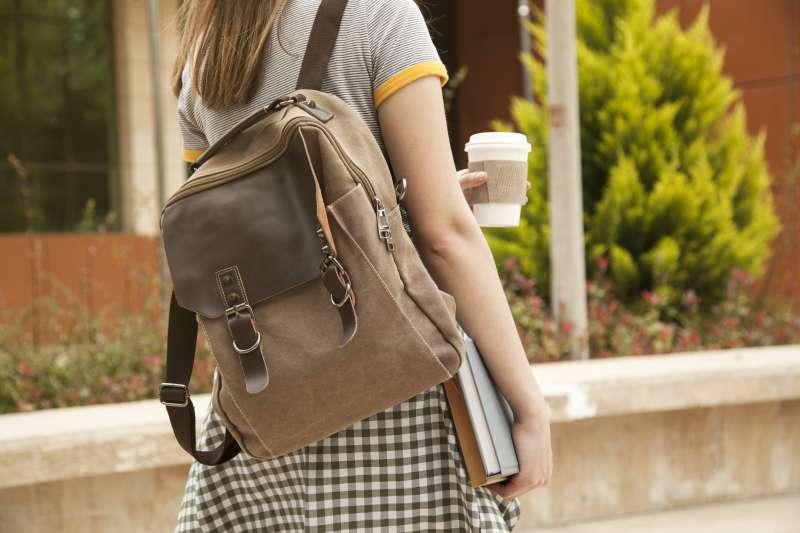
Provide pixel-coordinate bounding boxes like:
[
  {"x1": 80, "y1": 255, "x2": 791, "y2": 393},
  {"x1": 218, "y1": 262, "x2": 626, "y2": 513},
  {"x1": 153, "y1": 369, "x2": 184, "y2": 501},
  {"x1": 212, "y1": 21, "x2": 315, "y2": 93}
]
[
  {"x1": 373, "y1": 61, "x2": 449, "y2": 109},
  {"x1": 182, "y1": 148, "x2": 205, "y2": 163}
]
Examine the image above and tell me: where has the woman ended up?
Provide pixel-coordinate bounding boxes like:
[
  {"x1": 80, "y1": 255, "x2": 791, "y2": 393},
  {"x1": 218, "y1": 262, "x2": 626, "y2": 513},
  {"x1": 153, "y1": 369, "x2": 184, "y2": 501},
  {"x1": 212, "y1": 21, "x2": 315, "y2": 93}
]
[{"x1": 172, "y1": 0, "x2": 552, "y2": 531}]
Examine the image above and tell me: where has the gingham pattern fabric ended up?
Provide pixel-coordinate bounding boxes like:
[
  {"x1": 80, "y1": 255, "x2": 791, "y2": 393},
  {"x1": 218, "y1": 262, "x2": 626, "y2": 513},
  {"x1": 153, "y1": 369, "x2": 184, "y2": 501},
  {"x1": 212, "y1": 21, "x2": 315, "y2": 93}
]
[{"x1": 174, "y1": 382, "x2": 521, "y2": 532}]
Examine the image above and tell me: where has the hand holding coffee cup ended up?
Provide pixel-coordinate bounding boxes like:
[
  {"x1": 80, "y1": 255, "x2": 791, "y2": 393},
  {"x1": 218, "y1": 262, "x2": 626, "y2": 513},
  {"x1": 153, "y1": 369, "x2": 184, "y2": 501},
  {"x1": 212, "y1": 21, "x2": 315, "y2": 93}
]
[
  {"x1": 462, "y1": 132, "x2": 531, "y2": 227},
  {"x1": 457, "y1": 168, "x2": 489, "y2": 207}
]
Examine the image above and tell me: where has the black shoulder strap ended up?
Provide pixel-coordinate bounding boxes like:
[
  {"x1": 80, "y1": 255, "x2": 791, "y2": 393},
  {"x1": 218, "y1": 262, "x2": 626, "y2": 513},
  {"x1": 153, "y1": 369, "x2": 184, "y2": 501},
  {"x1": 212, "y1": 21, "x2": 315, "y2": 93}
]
[
  {"x1": 296, "y1": 0, "x2": 348, "y2": 90},
  {"x1": 160, "y1": 293, "x2": 241, "y2": 465}
]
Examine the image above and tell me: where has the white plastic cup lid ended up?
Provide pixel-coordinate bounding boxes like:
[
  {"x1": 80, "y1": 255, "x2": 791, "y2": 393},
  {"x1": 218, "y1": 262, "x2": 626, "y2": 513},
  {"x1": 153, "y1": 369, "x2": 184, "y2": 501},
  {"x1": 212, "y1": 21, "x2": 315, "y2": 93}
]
[{"x1": 465, "y1": 132, "x2": 531, "y2": 152}]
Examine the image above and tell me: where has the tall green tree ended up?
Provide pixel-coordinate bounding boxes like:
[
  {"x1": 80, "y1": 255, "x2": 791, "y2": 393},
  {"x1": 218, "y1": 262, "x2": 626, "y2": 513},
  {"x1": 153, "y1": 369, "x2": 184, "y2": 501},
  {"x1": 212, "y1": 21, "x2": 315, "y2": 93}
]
[{"x1": 489, "y1": 0, "x2": 779, "y2": 308}]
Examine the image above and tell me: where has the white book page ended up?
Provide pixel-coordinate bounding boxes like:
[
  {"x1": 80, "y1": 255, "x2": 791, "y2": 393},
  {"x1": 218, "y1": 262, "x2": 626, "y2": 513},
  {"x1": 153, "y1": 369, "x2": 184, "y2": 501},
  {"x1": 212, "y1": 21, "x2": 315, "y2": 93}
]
[{"x1": 457, "y1": 342, "x2": 501, "y2": 476}]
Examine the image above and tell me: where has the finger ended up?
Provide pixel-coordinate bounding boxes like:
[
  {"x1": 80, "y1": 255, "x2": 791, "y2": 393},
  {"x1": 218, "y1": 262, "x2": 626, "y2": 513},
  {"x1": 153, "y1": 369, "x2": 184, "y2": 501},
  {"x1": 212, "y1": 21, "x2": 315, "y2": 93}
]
[
  {"x1": 458, "y1": 171, "x2": 488, "y2": 189},
  {"x1": 490, "y1": 476, "x2": 528, "y2": 499},
  {"x1": 486, "y1": 481, "x2": 515, "y2": 500},
  {"x1": 458, "y1": 171, "x2": 487, "y2": 184},
  {"x1": 485, "y1": 483, "x2": 506, "y2": 498}
]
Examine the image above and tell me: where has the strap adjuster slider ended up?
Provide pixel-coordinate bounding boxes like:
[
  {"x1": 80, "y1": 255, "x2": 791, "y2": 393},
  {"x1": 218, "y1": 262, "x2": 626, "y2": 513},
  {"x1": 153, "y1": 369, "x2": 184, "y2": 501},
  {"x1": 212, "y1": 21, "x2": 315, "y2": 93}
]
[{"x1": 160, "y1": 382, "x2": 190, "y2": 408}]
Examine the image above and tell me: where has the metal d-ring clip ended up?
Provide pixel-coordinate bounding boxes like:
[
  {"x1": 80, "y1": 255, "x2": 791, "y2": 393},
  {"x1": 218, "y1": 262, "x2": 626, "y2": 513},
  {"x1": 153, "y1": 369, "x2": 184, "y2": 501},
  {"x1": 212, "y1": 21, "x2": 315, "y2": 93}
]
[
  {"x1": 224, "y1": 302, "x2": 261, "y2": 354},
  {"x1": 321, "y1": 255, "x2": 353, "y2": 307},
  {"x1": 233, "y1": 330, "x2": 262, "y2": 355},
  {"x1": 394, "y1": 177, "x2": 407, "y2": 201},
  {"x1": 330, "y1": 281, "x2": 352, "y2": 307}
]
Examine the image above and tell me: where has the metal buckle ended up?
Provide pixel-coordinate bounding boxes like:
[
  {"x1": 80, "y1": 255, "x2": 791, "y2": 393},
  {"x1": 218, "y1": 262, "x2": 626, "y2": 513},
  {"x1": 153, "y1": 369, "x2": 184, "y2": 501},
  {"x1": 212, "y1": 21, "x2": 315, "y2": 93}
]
[
  {"x1": 330, "y1": 282, "x2": 352, "y2": 307},
  {"x1": 225, "y1": 302, "x2": 254, "y2": 318},
  {"x1": 394, "y1": 177, "x2": 407, "y2": 201},
  {"x1": 233, "y1": 331, "x2": 262, "y2": 355},
  {"x1": 321, "y1": 255, "x2": 353, "y2": 307},
  {"x1": 224, "y1": 303, "x2": 261, "y2": 355},
  {"x1": 159, "y1": 383, "x2": 189, "y2": 408}
]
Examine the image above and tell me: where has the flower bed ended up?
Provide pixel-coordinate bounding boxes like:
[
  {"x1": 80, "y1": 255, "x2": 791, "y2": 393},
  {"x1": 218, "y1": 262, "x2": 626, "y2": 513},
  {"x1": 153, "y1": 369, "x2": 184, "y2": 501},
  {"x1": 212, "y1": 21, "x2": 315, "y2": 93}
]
[
  {"x1": 0, "y1": 295, "x2": 214, "y2": 414},
  {"x1": 1, "y1": 259, "x2": 798, "y2": 413},
  {"x1": 503, "y1": 257, "x2": 800, "y2": 362}
]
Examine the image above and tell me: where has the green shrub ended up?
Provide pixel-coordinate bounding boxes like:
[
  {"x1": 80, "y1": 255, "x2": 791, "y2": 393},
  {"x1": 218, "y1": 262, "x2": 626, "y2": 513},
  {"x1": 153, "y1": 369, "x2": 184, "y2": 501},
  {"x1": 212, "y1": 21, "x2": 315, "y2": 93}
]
[{"x1": 489, "y1": 0, "x2": 779, "y2": 308}]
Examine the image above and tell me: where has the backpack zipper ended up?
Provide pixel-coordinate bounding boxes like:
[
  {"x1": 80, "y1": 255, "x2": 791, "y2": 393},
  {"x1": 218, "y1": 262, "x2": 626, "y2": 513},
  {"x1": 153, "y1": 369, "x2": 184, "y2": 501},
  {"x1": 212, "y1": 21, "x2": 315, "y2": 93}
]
[
  {"x1": 164, "y1": 115, "x2": 308, "y2": 207},
  {"x1": 162, "y1": 108, "x2": 394, "y2": 251}
]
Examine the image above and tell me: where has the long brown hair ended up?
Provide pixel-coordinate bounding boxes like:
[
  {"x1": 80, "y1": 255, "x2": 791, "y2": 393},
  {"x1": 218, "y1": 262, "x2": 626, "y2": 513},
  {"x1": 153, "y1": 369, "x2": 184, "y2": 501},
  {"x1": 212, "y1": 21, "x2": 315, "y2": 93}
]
[{"x1": 172, "y1": 0, "x2": 289, "y2": 110}]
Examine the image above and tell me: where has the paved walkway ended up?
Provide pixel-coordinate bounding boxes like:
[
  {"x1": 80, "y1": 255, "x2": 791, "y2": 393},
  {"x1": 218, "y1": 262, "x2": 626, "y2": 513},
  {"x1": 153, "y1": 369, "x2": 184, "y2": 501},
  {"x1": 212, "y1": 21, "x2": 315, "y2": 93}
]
[{"x1": 524, "y1": 494, "x2": 800, "y2": 533}]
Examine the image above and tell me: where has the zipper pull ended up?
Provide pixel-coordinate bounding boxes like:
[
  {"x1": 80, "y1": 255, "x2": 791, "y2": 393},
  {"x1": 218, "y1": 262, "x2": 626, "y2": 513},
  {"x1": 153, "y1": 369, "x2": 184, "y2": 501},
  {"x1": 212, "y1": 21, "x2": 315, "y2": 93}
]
[
  {"x1": 298, "y1": 99, "x2": 334, "y2": 123},
  {"x1": 374, "y1": 197, "x2": 395, "y2": 252}
]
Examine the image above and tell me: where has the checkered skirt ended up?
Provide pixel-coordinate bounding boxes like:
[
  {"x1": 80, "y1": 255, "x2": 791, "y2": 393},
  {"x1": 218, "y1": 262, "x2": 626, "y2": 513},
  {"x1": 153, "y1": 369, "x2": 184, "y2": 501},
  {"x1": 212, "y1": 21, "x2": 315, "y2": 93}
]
[{"x1": 174, "y1": 381, "x2": 521, "y2": 531}]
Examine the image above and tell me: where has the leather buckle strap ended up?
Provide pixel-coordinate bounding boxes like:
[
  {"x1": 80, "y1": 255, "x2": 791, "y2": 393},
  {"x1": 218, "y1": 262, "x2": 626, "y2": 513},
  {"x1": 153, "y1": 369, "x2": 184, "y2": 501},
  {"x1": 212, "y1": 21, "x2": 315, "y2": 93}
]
[
  {"x1": 224, "y1": 302, "x2": 262, "y2": 354},
  {"x1": 321, "y1": 255, "x2": 358, "y2": 347},
  {"x1": 217, "y1": 266, "x2": 270, "y2": 394}
]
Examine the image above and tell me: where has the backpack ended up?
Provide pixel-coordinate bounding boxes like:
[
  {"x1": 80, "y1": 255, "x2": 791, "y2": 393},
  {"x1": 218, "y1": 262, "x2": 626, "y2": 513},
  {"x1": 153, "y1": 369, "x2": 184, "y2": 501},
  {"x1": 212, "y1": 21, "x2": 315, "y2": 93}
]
[{"x1": 158, "y1": 0, "x2": 464, "y2": 465}]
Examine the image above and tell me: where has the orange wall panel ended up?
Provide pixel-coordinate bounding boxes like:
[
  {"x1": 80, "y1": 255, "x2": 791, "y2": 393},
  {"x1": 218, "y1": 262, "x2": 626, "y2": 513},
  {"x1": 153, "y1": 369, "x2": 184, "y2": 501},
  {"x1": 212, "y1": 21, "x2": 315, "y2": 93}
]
[{"x1": 0, "y1": 234, "x2": 162, "y2": 343}]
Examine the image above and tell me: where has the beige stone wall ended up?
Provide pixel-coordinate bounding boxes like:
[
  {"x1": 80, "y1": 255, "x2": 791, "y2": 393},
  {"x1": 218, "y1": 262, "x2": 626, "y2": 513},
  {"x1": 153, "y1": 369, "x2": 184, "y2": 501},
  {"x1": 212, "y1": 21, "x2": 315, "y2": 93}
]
[
  {"x1": 0, "y1": 466, "x2": 189, "y2": 533},
  {"x1": 112, "y1": 0, "x2": 183, "y2": 235},
  {"x1": 1, "y1": 347, "x2": 797, "y2": 531},
  {"x1": 1, "y1": 400, "x2": 796, "y2": 532},
  {"x1": 516, "y1": 400, "x2": 800, "y2": 528}
]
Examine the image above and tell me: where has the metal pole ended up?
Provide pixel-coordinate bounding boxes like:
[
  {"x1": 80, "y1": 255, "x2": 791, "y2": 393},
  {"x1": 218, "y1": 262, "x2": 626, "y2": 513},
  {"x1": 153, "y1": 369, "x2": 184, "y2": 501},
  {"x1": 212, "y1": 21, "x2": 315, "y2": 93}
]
[
  {"x1": 146, "y1": 0, "x2": 171, "y2": 312},
  {"x1": 545, "y1": 0, "x2": 589, "y2": 359},
  {"x1": 146, "y1": 0, "x2": 166, "y2": 211},
  {"x1": 517, "y1": 0, "x2": 534, "y2": 102}
]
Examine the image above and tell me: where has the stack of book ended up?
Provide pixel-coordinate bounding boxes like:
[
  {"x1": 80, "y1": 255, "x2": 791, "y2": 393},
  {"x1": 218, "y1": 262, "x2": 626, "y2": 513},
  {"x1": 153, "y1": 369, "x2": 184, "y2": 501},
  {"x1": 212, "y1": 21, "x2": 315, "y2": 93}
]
[{"x1": 443, "y1": 327, "x2": 519, "y2": 487}]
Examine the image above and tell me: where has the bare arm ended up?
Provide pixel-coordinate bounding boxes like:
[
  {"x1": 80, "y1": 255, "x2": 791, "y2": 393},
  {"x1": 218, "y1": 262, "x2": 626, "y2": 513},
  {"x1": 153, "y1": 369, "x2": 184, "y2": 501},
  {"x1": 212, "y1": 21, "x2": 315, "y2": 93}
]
[
  {"x1": 378, "y1": 76, "x2": 544, "y2": 422},
  {"x1": 378, "y1": 76, "x2": 552, "y2": 495}
]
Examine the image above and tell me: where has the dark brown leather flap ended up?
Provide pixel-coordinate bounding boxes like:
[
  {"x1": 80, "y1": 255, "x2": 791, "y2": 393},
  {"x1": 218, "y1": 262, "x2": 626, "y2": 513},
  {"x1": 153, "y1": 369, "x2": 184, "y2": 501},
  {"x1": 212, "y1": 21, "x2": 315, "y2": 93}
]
[{"x1": 162, "y1": 134, "x2": 323, "y2": 318}]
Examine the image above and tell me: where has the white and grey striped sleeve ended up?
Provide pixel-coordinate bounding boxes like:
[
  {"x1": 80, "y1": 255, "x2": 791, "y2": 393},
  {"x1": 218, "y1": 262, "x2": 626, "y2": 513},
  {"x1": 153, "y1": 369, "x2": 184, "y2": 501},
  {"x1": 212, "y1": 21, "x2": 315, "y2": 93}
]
[
  {"x1": 366, "y1": 0, "x2": 449, "y2": 108},
  {"x1": 177, "y1": 66, "x2": 209, "y2": 163}
]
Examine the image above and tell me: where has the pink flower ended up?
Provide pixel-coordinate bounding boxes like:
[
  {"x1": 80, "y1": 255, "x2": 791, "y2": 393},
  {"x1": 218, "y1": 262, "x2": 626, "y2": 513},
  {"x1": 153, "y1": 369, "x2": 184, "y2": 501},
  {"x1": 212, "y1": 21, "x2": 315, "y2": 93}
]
[
  {"x1": 17, "y1": 361, "x2": 31, "y2": 376},
  {"x1": 723, "y1": 317, "x2": 739, "y2": 329},
  {"x1": 681, "y1": 289, "x2": 699, "y2": 309}
]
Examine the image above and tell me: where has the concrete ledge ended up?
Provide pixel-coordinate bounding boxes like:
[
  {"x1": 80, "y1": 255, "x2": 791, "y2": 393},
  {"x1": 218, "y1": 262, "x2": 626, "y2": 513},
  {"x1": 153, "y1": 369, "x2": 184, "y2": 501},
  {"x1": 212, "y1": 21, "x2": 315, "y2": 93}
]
[
  {"x1": 1, "y1": 345, "x2": 798, "y2": 489},
  {"x1": 1, "y1": 345, "x2": 798, "y2": 531},
  {"x1": 536, "y1": 345, "x2": 800, "y2": 422},
  {"x1": 0, "y1": 395, "x2": 209, "y2": 490}
]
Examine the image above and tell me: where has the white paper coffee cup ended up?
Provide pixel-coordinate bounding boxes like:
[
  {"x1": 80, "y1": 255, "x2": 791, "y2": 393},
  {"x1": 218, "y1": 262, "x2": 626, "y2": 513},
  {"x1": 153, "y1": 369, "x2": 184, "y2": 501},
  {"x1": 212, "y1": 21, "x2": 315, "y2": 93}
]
[{"x1": 464, "y1": 132, "x2": 531, "y2": 227}]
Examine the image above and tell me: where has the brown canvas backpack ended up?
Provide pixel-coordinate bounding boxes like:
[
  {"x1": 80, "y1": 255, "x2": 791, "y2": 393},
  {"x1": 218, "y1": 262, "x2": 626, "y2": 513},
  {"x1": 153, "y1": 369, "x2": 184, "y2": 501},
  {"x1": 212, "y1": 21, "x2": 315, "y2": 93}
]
[{"x1": 158, "y1": 0, "x2": 465, "y2": 465}]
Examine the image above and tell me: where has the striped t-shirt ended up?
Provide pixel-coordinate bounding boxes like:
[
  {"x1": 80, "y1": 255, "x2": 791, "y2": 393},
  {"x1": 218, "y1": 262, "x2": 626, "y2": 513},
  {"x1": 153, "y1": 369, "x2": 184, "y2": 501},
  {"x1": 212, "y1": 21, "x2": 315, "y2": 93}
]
[{"x1": 177, "y1": 0, "x2": 449, "y2": 163}]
